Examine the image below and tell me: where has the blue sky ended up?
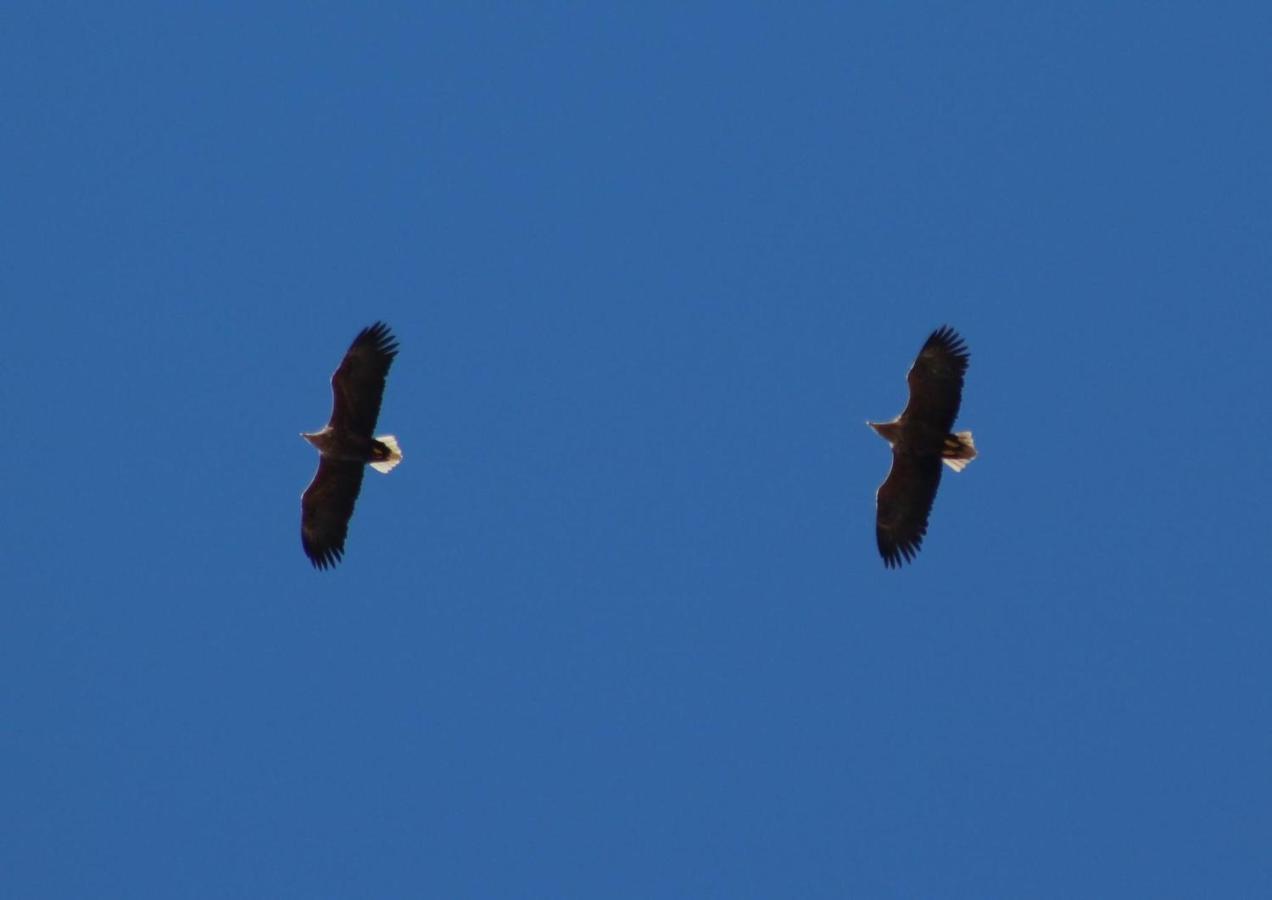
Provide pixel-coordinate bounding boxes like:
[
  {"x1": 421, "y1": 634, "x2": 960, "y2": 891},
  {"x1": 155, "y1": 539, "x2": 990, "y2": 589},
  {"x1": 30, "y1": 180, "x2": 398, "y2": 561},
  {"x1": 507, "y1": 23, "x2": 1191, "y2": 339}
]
[{"x1": 4, "y1": 3, "x2": 1271, "y2": 897}]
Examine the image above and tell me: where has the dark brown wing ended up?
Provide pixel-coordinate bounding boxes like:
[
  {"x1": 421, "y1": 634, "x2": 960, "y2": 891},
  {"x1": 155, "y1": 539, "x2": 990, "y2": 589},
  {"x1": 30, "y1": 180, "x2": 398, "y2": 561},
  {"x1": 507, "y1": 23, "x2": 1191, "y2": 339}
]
[
  {"x1": 301, "y1": 458, "x2": 366, "y2": 569},
  {"x1": 876, "y1": 449, "x2": 943, "y2": 568},
  {"x1": 902, "y1": 326, "x2": 969, "y2": 434},
  {"x1": 329, "y1": 322, "x2": 399, "y2": 438}
]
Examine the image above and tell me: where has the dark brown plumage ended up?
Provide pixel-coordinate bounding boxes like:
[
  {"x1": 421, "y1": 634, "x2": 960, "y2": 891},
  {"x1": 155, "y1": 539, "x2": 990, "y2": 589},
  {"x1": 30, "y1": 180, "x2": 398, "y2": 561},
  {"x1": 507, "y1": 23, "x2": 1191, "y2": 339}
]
[
  {"x1": 300, "y1": 322, "x2": 403, "y2": 569},
  {"x1": 868, "y1": 326, "x2": 976, "y2": 568}
]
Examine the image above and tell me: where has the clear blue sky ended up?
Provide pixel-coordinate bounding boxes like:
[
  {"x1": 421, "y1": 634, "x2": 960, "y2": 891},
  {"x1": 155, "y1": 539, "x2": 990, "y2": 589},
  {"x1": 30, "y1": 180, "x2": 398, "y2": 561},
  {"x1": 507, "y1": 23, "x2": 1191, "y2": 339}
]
[{"x1": 4, "y1": 4, "x2": 1271, "y2": 897}]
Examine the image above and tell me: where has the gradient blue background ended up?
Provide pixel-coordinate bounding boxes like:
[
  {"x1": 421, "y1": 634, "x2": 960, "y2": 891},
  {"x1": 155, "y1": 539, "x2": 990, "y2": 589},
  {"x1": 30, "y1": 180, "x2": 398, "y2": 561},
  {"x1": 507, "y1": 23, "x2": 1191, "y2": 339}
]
[{"x1": 4, "y1": 4, "x2": 1271, "y2": 897}]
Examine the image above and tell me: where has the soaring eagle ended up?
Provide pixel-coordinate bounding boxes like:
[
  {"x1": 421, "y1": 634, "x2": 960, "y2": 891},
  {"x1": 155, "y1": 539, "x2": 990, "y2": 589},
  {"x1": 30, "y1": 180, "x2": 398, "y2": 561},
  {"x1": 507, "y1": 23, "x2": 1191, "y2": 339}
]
[
  {"x1": 300, "y1": 322, "x2": 403, "y2": 569},
  {"x1": 868, "y1": 326, "x2": 976, "y2": 568}
]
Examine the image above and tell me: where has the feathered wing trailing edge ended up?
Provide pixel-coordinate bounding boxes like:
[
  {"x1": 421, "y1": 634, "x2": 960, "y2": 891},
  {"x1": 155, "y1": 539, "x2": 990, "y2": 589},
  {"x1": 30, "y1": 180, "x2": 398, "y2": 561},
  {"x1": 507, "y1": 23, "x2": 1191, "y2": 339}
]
[
  {"x1": 302, "y1": 459, "x2": 366, "y2": 570},
  {"x1": 300, "y1": 322, "x2": 402, "y2": 570},
  {"x1": 329, "y1": 322, "x2": 398, "y2": 437},
  {"x1": 902, "y1": 325, "x2": 970, "y2": 434},
  {"x1": 870, "y1": 326, "x2": 975, "y2": 568},
  {"x1": 875, "y1": 451, "x2": 943, "y2": 568}
]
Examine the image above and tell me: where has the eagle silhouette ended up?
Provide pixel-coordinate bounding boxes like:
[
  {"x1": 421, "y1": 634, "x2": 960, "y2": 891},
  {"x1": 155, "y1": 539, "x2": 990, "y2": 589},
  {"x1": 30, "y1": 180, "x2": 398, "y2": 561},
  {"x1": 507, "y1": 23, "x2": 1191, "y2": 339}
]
[
  {"x1": 868, "y1": 326, "x2": 976, "y2": 568},
  {"x1": 300, "y1": 322, "x2": 403, "y2": 569}
]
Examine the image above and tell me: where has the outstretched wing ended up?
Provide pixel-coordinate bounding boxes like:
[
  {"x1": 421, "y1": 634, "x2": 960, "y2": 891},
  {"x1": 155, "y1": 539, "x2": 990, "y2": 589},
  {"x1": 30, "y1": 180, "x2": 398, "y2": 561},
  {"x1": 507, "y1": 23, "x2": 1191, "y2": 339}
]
[
  {"x1": 876, "y1": 450, "x2": 943, "y2": 568},
  {"x1": 329, "y1": 322, "x2": 399, "y2": 438},
  {"x1": 902, "y1": 326, "x2": 969, "y2": 434},
  {"x1": 301, "y1": 458, "x2": 366, "y2": 569}
]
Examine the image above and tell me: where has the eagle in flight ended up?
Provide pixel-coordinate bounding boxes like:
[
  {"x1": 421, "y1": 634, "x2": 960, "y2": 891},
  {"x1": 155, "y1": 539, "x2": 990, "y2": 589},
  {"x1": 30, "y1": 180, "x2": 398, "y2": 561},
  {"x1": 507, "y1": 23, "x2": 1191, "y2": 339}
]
[
  {"x1": 868, "y1": 326, "x2": 976, "y2": 568},
  {"x1": 300, "y1": 322, "x2": 403, "y2": 569}
]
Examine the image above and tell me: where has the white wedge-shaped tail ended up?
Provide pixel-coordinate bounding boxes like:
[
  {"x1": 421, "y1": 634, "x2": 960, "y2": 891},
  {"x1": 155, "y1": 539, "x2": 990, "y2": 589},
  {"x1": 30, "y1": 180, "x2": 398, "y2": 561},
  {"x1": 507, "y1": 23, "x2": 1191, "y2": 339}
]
[
  {"x1": 370, "y1": 435, "x2": 403, "y2": 474},
  {"x1": 941, "y1": 430, "x2": 976, "y2": 472}
]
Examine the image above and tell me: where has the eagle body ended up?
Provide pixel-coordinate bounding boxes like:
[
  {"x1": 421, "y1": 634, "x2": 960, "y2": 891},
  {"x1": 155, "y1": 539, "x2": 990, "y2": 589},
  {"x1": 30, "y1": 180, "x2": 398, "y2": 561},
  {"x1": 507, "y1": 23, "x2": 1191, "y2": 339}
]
[
  {"x1": 301, "y1": 426, "x2": 399, "y2": 467},
  {"x1": 300, "y1": 322, "x2": 403, "y2": 570},
  {"x1": 869, "y1": 326, "x2": 976, "y2": 568}
]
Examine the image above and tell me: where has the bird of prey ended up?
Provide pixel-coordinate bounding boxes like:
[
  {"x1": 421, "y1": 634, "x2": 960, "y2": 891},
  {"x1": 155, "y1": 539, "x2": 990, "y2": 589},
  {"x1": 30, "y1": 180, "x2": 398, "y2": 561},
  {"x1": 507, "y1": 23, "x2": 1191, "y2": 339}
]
[
  {"x1": 300, "y1": 322, "x2": 403, "y2": 569},
  {"x1": 868, "y1": 326, "x2": 976, "y2": 568}
]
